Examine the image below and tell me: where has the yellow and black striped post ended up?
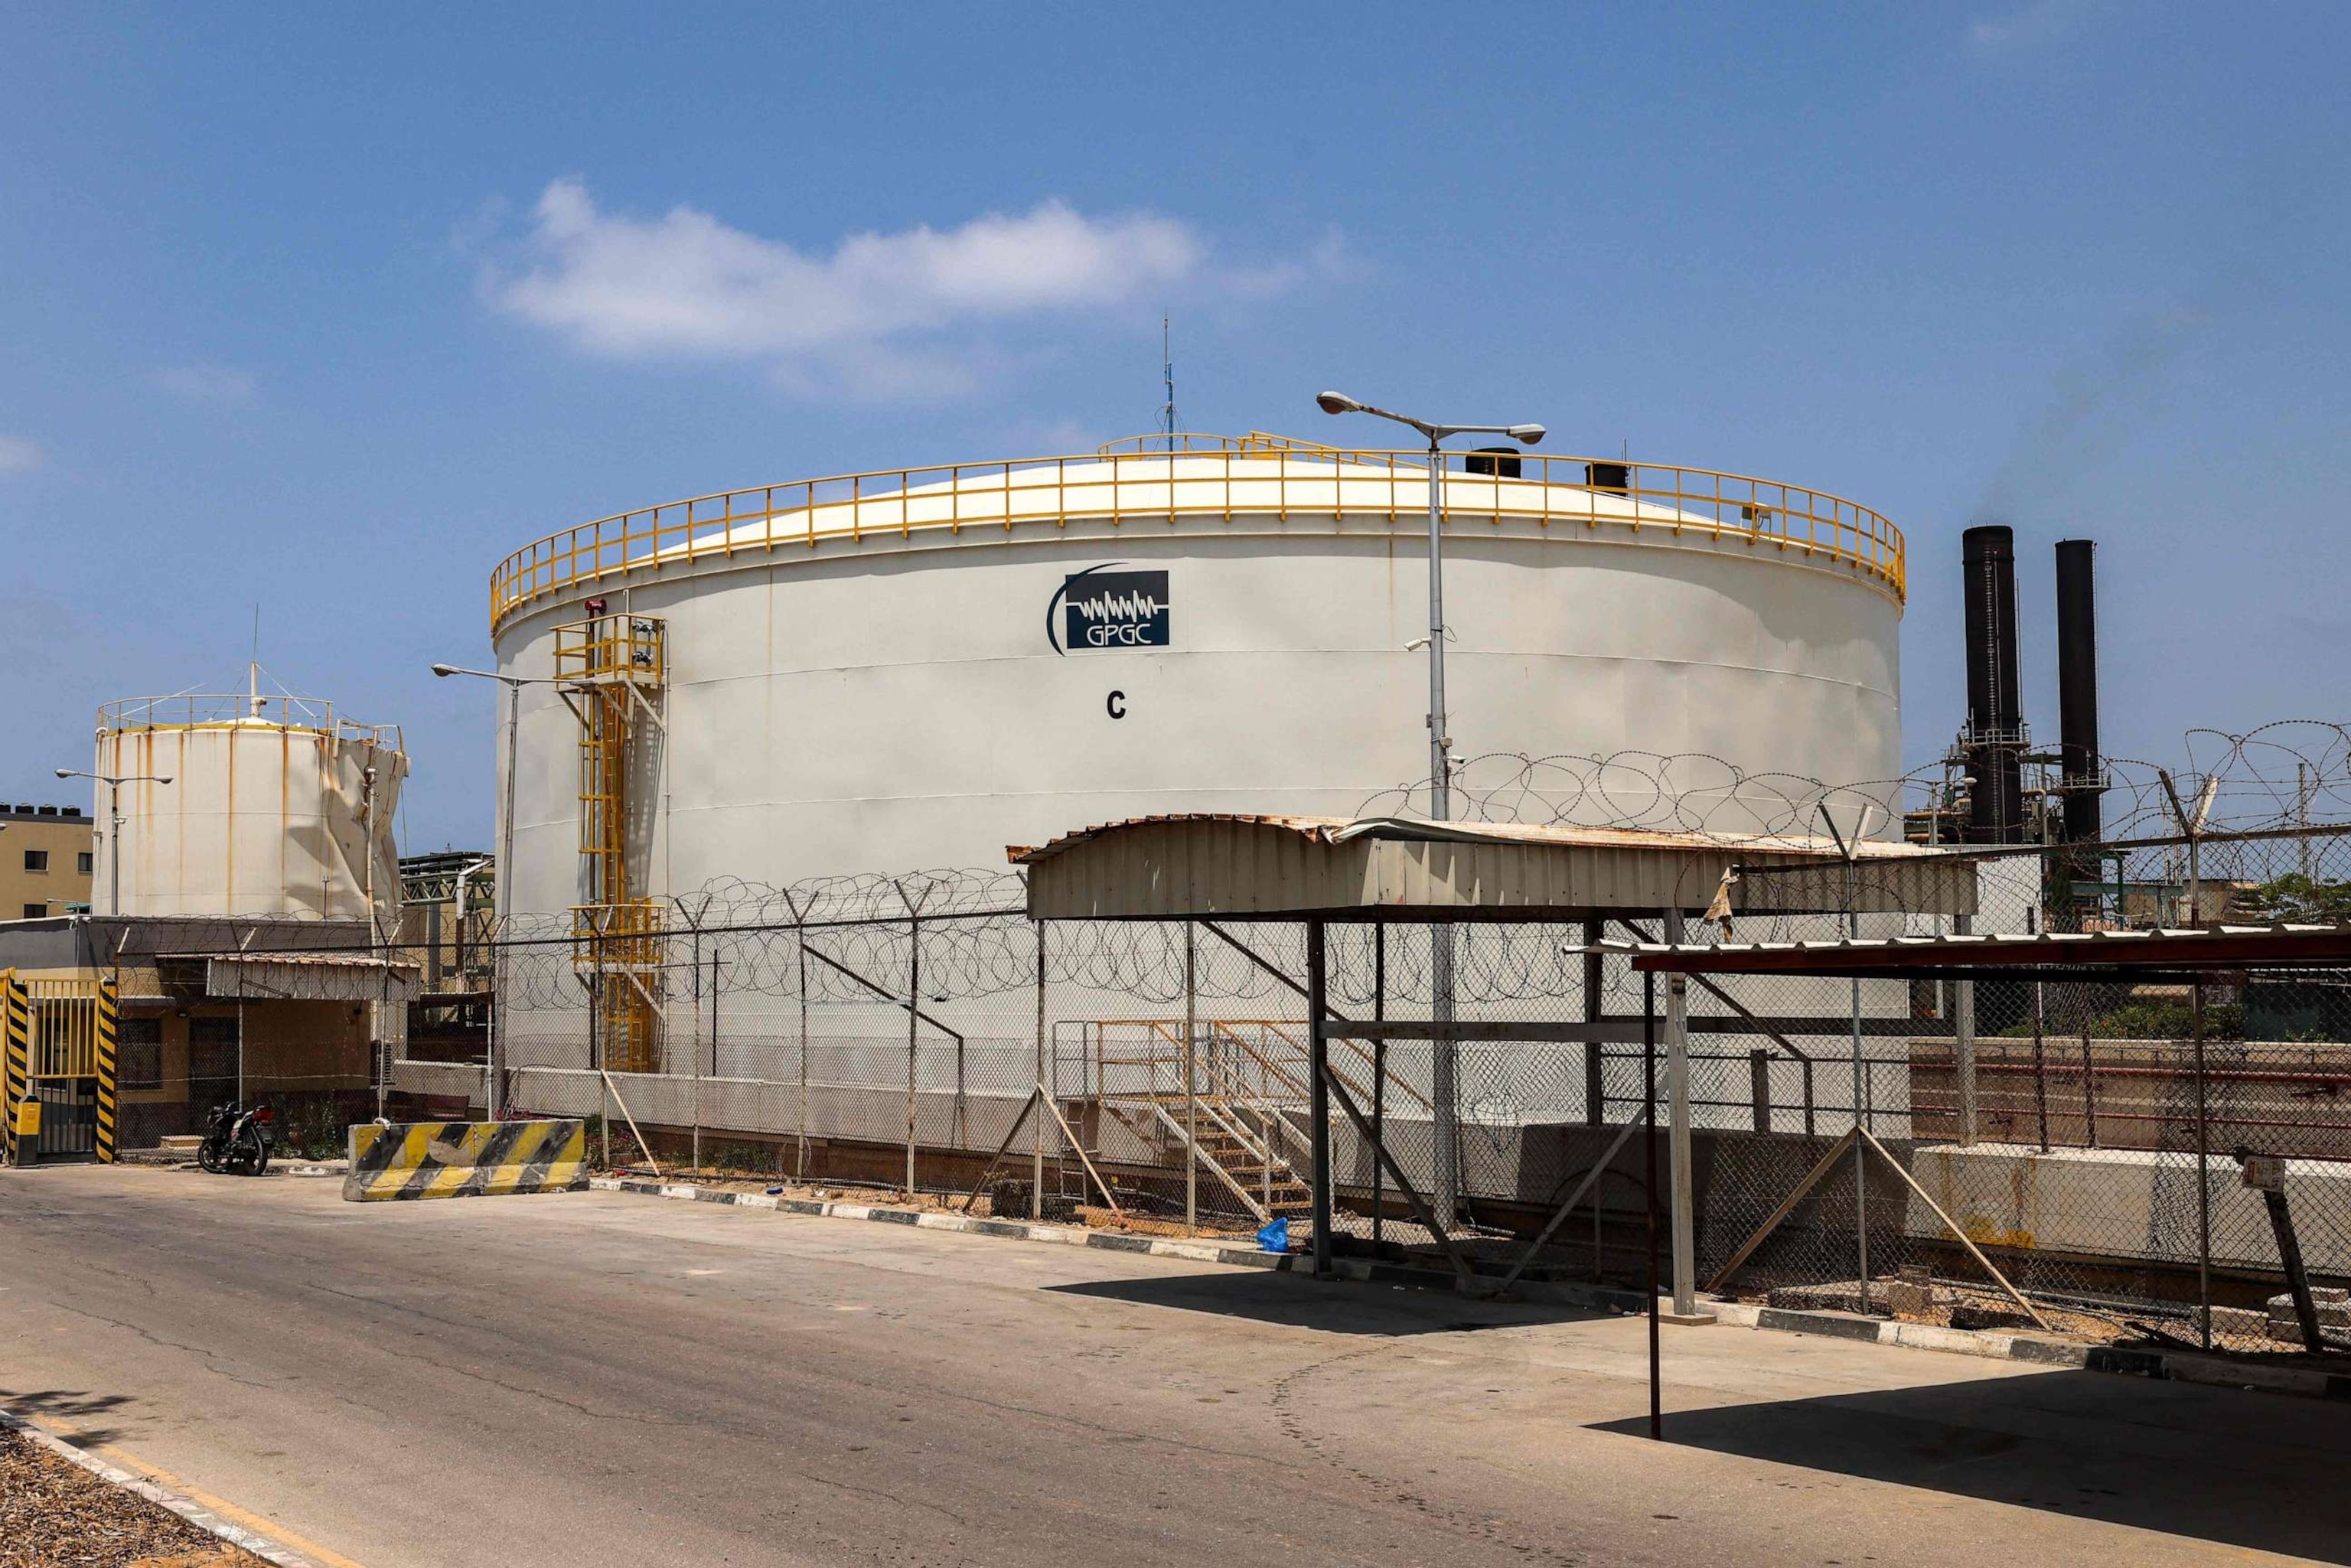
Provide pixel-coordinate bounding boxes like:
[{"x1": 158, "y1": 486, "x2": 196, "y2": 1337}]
[
  {"x1": 94, "y1": 976, "x2": 119, "y2": 1164},
  {"x1": 2, "y1": 973, "x2": 28, "y2": 1168}
]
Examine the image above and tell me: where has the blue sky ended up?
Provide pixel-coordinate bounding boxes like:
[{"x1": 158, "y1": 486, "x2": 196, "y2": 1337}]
[{"x1": 3, "y1": 3, "x2": 2346, "y2": 851}]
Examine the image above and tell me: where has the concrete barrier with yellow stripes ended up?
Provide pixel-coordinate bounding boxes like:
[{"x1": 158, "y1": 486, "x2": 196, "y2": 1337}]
[{"x1": 343, "y1": 1119, "x2": 590, "y2": 1202}]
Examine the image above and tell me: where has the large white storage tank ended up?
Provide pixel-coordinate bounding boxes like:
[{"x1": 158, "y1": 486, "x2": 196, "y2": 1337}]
[
  {"x1": 91, "y1": 685, "x2": 407, "y2": 925},
  {"x1": 487, "y1": 433, "x2": 1907, "y2": 914}
]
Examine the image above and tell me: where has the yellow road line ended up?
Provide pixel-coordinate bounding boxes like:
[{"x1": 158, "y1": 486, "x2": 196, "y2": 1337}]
[{"x1": 15, "y1": 1411, "x2": 370, "y2": 1568}]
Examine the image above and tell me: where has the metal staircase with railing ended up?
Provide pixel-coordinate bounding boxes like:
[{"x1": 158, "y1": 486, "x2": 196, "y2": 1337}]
[{"x1": 1063, "y1": 1019, "x2": 1430, "y2": 1224}]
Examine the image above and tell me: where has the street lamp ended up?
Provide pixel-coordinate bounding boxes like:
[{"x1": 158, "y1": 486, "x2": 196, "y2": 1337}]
[
  {"x1": 1316, "y1": 393, "x2": 1543, "y2": 1231},
  {"x1": 54, "y1": 768, "x2": 171, "y2": 917},
  {"x1": 1314, "y1": 392, "x2": 1543, "y2": 820},
  {"x1": 433, "y1": 662, "x2": 575, "y2": 1119}
]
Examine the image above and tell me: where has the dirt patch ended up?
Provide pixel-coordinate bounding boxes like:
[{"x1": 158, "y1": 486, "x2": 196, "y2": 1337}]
[{"x1": 0, "y1": 1428, "x2": 266, "y2": 1568}]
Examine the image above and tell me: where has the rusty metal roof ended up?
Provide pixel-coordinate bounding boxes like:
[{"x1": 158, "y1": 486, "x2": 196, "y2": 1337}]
[
  {"x1": 1606, "y1": 923, "x2": 2351, "y2": 977},
  {"x1": 1009, "y1": 813, "x2": 1949, "y2": 865}
]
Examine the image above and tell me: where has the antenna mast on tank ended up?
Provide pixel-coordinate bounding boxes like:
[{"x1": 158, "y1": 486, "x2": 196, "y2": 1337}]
[
  {"x1": 249, "y1": 605, "x2": 264, "y2": 719},
  {"x1": 1161, "y1": 313, "x2": 1177, "y2": 453}
]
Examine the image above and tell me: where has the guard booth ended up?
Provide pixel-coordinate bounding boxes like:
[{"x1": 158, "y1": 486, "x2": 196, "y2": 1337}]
[{"x1": 2, "y1": 972, "x2": 121, "y2": 1166}]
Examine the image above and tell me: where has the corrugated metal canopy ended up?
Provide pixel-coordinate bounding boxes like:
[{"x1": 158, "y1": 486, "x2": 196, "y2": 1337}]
[
  {"x1": 201, "y1": 952, "x2": 424, "y2": 1003},
  {"x1": 1012, "y1": 813, "x2": 1974, "y2": 921}
]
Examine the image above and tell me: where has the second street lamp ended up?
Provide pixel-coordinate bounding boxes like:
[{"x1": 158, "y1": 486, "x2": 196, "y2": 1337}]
[
  {"x1": 432, "y1": 661, "x2": 576, "y2": 1120},
  {"x1": 54, "y1": 768, "x2": 172, "y2": 918}
]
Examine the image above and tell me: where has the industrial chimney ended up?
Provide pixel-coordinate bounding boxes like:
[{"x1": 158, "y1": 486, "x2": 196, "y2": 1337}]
[
  {"x1": 1961, "y1": 524, "x2": 2025, "y2": 842},
  {"x1": 2054, "y1": 539, "x2": 2101, "y2": 843}
]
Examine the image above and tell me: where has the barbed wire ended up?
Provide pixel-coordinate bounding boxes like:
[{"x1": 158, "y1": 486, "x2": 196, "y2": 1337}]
[
  {"x1": 1361, "y1": 720, "x2": 2351, "y2": 843},
  {"x1": 434, "y1": 721, "x2": 2351, "y2": 1014}
]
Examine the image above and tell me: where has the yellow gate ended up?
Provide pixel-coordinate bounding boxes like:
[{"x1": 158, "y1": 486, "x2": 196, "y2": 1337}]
[{"x1": 1, "y1": 973, "x2": 119, "y2": 1165}]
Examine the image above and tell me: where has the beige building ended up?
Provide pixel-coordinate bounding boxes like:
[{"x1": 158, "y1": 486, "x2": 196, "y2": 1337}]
[{"x1": 1, "y1": 804, "x2": 95, "y2": 921}]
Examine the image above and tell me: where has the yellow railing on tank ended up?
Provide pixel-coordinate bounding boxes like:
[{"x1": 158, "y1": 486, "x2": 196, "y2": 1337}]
[{"x1": 488, "y1": 435, "x2": 1906, "y2": 631}]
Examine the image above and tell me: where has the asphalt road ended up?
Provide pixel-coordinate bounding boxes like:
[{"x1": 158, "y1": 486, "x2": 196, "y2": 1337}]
[{"x1": 3, "y1": 1165, "x2": 2348, "y2": 1568}]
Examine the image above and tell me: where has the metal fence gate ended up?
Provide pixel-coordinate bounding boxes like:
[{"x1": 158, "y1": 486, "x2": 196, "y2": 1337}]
[{"x1": 2, "y1": 973, "x2": 120, "y2": 1166}]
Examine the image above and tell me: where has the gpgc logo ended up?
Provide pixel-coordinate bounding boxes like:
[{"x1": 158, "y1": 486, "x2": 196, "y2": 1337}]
[{"x1": 1047, "y1": 564, "x2": 1169, "y2": 654}]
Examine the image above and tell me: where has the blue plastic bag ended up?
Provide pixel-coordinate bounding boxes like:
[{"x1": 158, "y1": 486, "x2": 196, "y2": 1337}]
[{"x1": 1256, "y1": 1216, "x2": 1290, "y2": 1253}]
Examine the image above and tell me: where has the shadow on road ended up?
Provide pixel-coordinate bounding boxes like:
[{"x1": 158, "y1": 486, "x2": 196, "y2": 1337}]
[
  {"x1": 2, "y1": 1388, "x2": 137, "y2": 1447},
  {"x1": 1593, "y1": 1369, "x2": 2351, "y2": 1563},
  {"x1": 1045, "y1": 1270, "x2": 1606, "y2": 1336}
]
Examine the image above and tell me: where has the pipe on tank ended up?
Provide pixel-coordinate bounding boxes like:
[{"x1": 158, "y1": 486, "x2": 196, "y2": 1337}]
[
  {"x1": 1961, "y1": 524, "x2": 2025, "y2": 843},
  {"x1": 2055, "y1": 539, "x2": 2101, "y2": 843}
]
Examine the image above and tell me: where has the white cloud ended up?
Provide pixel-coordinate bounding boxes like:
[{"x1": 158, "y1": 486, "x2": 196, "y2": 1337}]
[
  {"x1": 0, "y1": 435, "x2": 41, "y2": 474},
  {"x1": 1968, "y1": 0, "x2": 2093, "y2": 51},
  {"x1": 487, "y1": 178, "x2": 1321, "y2": 392},
  {"x1": 148, "y1": 365, "x2": 258, "y2": 405}
]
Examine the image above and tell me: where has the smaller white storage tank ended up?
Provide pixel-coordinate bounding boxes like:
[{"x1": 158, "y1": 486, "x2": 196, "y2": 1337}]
[{"x1": 90, "y1": 683, "x2": 406, "y2": 926}]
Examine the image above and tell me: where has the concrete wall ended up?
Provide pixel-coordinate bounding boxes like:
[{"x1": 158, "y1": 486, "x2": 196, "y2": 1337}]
[{"x1": 1906, "y1": 1140, "x2": 2351, "y2": 1275}]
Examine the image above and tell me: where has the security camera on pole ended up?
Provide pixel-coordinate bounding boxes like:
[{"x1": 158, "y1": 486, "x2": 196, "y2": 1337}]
[{"x1": 1312, "y1": 392, "x2": 1544, "y2": 1223}]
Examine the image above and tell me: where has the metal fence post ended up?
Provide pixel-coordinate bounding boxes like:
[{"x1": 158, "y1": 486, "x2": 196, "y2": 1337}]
[
  {"x1": 1665, "y1": 908, "x2": 1695, "y2": 1315},
  {"x1": 1372, "y1": 922, "x2": 1386, "y2": 1247},
  {"x1": 1432, "y1": 920, "x2": 1457, "y2": 1228},
  {"x1": 1953, "y1": 913, "x2": 1976, "y2": 1146},
  {"x1": 1748, "y1": 1048, "x2": 1772, "y2": 1133},
  {"x1": 2030, "y1": 977, "x2": 2052, "y2": 1154},
  {"x1": 1184, "y1": 919, "x2": 1197, "y2": 1234},
  {"x1": 1308, "y1": 918, "x2": 1332, "y2": 1278},
  {"x1": 791, "y1": 895, "x2": 809, "y2": 1179},
  {"x1": 1644, "y1": 968, "x2": 1661, "y2": 1440},
  {"x1": 905, "y1": 911, "x2": 921, "y2": 1196},
  {"x1": 690, "y1": 922, "x2": 703, "y2": 1173},
  {"x1": 2193, "y1": 974, "x2": 2212, "y2": 1349},
  {"x1": 1033, "y1": 919, "x2": 1045, "y2": 1221},
  {"x1": 1584, "y1": 916, "x2": 1606, "y2": 1127}
]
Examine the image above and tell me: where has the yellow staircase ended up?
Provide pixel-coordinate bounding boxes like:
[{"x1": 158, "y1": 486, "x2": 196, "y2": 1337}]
[{"x1": 556, "y1": 611, "x2": 666, "y2": 1074}]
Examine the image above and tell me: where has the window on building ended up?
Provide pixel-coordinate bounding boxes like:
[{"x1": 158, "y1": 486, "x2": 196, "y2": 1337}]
[
  {"x1": 188, "y1": 1015, "x2": 240, "y2": 1105},
  {"x1": 77, "y1": 851, "x2": 93, "y2": 875},
  {"x1": 22, "y1": 849, "x2": 47, "y2": 872},
  {"x1": 20, "y1": 904, "x2": 44, "y2": 920},
  {"x1": 119, "y1": 1017, "x2": 164, "y2": 1090}
]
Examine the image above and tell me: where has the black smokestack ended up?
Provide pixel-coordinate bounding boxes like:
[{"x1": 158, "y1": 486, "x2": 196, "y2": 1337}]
[
  {"x1": 1961, "y1": 524, "x2": 2025, "y2": 843},
  {"x1": 2055, "y1": 539, "x2": 2101, "y2": 843}
]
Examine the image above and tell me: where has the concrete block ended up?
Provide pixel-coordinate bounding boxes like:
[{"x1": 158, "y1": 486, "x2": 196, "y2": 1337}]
[{"x1": 1903, "y1": 1142, "x2": 2351, "y2": 1274}]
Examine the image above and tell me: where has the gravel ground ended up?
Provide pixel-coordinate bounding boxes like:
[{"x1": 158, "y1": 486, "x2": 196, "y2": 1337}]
[{"x1": 0, "y1": 1429, "x2": 264, "y2": 1568}]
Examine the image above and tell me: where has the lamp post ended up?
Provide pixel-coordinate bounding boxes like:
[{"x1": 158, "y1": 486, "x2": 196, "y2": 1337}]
[
  {"x1": 432, "y1": 663, "x2": 570, "y2": 1120},
  {"x1": 1314, "y1": 392, "x2": 1544, "y2": 820},
  {"x1": 54, "y1": 768, "x2": 172, "y2": 917},
  {"x1": 1313, "y1": 393, "x2": 1544, "y2": 1224}
]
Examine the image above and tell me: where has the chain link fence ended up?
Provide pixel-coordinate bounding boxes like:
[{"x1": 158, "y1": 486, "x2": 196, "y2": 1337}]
[{"x1": 364, "y1": 722, "x2": 2351, "y2": 1361}]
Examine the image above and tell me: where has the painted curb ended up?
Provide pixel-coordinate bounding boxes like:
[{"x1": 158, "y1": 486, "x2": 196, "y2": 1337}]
[
  {"x1": 592, "y1": 1176, "x2": 1300, "y2": 1272},
  {"x1": 0, "y1": 1407, "x2": 328, "y2": 1568},
  {"x1": 585, "y1": 1176, "x2": 2349, "y2": 1400}
]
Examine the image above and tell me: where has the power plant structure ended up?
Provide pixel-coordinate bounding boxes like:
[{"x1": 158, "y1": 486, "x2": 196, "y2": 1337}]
[
  {"x1": 1940, "y1": 524, "x2": 2105, "y2": 856},
  {"x1": 90, "y1": 670, "x2": 407, "y2": 928}
]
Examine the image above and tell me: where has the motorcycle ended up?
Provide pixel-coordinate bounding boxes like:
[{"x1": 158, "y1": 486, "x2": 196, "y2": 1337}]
[{"x1": 196, "y1": 1102, "x2": 276, "y2": 1176}]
